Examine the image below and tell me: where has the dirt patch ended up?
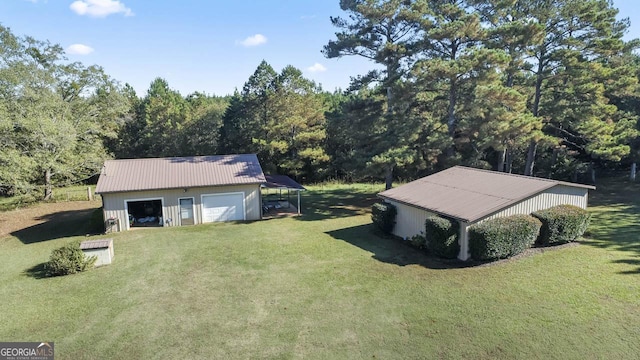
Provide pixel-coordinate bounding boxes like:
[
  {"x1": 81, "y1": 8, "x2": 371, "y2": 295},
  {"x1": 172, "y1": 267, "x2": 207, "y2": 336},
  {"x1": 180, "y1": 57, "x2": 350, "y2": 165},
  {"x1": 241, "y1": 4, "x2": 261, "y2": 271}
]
[{"x1": 0, "y1": 200, "x2": 102, "y2": 238}]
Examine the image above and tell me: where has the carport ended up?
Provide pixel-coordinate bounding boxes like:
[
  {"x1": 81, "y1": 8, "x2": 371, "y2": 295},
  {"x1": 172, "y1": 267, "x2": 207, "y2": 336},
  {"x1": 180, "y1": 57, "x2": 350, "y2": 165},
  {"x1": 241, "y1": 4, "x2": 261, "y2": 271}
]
[{"x1": 262, "y1": 175, "x2": 305, "y2": 216}]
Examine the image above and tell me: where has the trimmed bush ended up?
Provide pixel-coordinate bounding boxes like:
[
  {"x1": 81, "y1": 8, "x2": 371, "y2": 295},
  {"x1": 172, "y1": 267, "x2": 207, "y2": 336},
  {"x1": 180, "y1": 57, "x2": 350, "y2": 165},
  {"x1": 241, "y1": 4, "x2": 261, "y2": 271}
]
[
  {"x1": 424, "y1": 216, "x2": 459, "y2": 259},
  {"x1": 468, "y1": 215, "x2": 542, "y2": 261},
  {"x1": 371, "y1": 202, "x2": 397, "y2": 234},
  {"x1": 45, "y1": 242, "x2": 96, "y2": 277},
  {"x1": 532, "y1": 205, "x2": 591, "y2": 245},
  {"x1": 409, "y1": 233, "x2": 426, "y2": 249}
]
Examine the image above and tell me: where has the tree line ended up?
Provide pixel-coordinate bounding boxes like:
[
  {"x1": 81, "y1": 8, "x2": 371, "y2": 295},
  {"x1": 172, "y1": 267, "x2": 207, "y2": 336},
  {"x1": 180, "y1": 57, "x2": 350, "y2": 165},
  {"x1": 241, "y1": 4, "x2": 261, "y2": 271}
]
[
  {"x1": 324, "y1": 0, "x2": 640, "y2": 188},
  {"x1": 1, "y1": 0, "x2": 640, "y2": 199}
]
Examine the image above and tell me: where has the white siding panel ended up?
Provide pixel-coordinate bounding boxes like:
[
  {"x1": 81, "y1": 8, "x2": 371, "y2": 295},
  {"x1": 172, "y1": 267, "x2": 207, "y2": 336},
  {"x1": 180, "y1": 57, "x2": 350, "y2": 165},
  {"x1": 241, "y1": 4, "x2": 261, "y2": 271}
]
[
  {"x1": 386, "y1": 200, "x2": 434, "y2": 240},
  {"x1": 101, "y1": 184, "x2": 261, "y2": 232},
  {"x1": 481, "y1": 185, "x2": 588, "y2": 222}
]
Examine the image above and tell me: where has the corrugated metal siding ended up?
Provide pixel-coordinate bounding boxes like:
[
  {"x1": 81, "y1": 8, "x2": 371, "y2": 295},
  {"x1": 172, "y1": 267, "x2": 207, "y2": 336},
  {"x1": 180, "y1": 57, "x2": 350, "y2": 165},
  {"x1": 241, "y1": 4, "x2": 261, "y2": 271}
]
[
  {"x1": 101, "y1": 184, "x2": 261, "y2": 231},
  {"x1": 481, "y1": 185, "x2": 588, "y2": 222},
  {"x1": 387, "y1": 200, "x2": 434, "y2": 240}
]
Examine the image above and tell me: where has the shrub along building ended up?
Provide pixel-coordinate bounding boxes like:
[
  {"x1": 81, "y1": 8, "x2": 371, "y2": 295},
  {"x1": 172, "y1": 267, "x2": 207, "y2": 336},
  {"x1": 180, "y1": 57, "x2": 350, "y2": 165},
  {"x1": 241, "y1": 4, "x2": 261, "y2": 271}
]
[
  {"x1": 377, "y1": 166, "x2": 595, "y2": 261},
  {"x1": 95, "y1": 154, "x2": 265, "y2": 232}
]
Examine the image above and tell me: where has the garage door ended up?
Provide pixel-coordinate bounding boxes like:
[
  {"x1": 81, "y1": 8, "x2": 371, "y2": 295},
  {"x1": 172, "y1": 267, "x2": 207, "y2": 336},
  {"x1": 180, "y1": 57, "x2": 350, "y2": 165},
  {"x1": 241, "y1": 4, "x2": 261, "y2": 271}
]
[{"x1": 202, "y1": 193, "x2": 245, "y2": 223}]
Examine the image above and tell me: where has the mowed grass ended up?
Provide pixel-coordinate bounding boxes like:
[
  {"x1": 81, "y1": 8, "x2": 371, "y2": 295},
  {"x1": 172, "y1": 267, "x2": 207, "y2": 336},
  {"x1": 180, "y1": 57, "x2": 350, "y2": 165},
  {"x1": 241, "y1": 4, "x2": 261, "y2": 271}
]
[{"x1": 0, "y1": 182, "x2": 638, "y2": 359}]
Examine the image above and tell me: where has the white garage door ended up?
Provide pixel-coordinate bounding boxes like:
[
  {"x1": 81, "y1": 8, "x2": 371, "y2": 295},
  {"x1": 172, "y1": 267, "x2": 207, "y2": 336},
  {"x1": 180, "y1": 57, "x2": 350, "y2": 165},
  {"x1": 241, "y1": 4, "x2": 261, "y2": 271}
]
[{"x1": 202, "y1": 193, "x2": 245, "y2": 223}]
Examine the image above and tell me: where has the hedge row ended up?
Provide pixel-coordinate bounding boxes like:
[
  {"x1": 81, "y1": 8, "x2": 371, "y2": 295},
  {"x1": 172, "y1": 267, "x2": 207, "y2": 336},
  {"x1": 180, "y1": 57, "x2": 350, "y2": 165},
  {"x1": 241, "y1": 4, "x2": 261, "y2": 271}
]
[
  {"x1": 424, "y1": 216, "x2": 459, "y2": 259},
  {"x1": 372, "y1": 202, "x2": 397, "y2": 234},
  {"x1": 469, "y1": 215, "x2": 542, "y2": 261},
  {"x1": 532, "y1": 205, "x2": 591, "y2": 245}
]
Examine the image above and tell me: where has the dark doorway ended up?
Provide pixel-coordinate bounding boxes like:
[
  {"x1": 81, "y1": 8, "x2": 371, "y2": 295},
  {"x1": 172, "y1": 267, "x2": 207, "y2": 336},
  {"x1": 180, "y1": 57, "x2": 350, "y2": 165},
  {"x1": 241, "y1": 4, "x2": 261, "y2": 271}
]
[{"x1": 127, "y1": 199, "x2": 163, "y2": 228}]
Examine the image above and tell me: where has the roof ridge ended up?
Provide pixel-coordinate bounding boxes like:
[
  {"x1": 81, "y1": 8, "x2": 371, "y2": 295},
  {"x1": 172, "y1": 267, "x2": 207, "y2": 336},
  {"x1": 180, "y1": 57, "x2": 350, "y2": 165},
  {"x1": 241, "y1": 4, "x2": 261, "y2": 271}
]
[
  {"x1": 419, "y1": 176, "x2": 555, "y2": 202},
  {"x1": 452, "y1": 165, "x2": 558, "y2": 184},
  {"x1": 105, "y1": 154, "x2": 258, "y2": 162},
  {"x1": 452, "y1": 166, "x2": 594, "y2": 189}
]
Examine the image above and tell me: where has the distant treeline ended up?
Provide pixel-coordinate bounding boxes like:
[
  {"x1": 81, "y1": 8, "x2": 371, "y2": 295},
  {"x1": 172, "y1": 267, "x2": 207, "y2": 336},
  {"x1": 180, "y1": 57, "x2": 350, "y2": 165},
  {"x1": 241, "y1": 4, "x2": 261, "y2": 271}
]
[{"x1": 1, "y1": 0, "x2": 639, "y2": 198}]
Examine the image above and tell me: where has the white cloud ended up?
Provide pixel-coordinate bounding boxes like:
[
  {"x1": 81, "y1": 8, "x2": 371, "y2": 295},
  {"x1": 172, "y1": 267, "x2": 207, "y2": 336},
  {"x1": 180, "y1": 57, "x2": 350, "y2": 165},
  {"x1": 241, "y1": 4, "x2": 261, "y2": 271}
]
[
  {"x1": 307, "y1": 63, "x2": 327, "y2": 73},
  {"x1": 66, "y1": 44, "x2": 94, "y2": 55},
  {"x1": 70, "y1": 0, "x2": 134, "y2": 18},
  {"x1": 238, "y1": 34, "x2": 267, "y2": 47}
]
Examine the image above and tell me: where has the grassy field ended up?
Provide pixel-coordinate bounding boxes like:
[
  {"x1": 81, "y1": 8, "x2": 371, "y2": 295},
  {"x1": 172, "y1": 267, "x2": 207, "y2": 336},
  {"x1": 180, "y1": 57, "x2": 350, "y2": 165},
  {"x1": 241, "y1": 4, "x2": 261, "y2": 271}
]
[{"x1": 0, "y1": 181, "x2": 638, "y2": 359}]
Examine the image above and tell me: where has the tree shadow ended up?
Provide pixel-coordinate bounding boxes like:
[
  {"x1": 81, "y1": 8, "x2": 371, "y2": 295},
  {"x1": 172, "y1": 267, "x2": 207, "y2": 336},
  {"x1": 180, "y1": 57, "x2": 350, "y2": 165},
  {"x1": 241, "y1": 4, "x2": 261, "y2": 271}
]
[
  {"x1": 296, "y1": 188, "x2": 380, "y2": 221},
  {"x1": 582, "y1": 177, "x2": 640, "y2": 275},
  {"x1": 325, "y1": 223, "x2": 473, "y2": 269},
  {"x1": 612, "y1": 259, "x2": 640, "y2": 275},
  {"x1": 23, "y1": 262, "x2": 49, "y2": 279},
  {"x1": 11, "y1": 208, "x2": 103, "y2": 244}
]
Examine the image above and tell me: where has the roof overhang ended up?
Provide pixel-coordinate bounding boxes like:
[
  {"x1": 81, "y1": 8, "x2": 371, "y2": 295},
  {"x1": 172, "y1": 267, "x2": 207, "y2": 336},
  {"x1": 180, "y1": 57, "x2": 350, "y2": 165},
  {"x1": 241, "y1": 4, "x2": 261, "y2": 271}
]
[
  {"x1": 262, "y1": 175, "x2": 306, "y2": 191},
  {"x1": 96, "y1": 181, "x2": 264, "y2": 195}
]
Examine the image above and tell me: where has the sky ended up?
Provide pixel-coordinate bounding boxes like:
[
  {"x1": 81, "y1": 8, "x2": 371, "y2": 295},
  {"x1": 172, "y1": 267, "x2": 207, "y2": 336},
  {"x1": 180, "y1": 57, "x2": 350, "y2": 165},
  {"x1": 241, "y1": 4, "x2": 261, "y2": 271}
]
[{"x1": 1, "y1": 0, "x2": 639, "y2": 97}]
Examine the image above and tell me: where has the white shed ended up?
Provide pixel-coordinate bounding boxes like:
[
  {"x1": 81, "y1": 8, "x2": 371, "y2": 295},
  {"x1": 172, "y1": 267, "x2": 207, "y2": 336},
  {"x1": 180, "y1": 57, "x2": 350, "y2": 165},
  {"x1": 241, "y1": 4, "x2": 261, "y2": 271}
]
[
  {"x1": 378, "y1": 166, "x2": 595, "y2": 260},
  {"x1": 80, "y1": 238, "x2": 114, "y2": 266}
]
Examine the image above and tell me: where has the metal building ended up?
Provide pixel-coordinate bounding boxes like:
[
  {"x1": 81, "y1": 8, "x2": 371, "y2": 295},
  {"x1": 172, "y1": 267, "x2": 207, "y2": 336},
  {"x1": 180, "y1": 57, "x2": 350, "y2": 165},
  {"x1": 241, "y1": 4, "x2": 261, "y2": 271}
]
[
  {"x1": 95, "y1": 154, "x2": 265, "y2": 232},
  {"x1": 377, "y1": 166, "x2": 595, "y2": 260}
]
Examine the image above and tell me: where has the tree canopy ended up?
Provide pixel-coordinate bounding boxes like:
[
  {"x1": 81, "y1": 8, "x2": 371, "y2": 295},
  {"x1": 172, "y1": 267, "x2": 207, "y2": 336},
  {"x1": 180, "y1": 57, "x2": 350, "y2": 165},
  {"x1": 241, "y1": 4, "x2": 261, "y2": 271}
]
[{"x1": 2, "y1": 0, "x2": 639, "y2": 199}]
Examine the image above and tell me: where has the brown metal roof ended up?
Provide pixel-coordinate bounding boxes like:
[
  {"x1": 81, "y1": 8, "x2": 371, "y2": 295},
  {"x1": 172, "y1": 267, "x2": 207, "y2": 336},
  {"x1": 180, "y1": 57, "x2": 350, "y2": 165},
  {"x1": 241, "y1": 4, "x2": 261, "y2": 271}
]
[
  {"x1": 378, "y1": 166, "x2": 595, "y2": 223},
  {"x1": 95, "y1": 154, "x2": 265, "y2": 194},
  {"x1": 263, "y1": 174, "x2": 306, "y2": 190}
]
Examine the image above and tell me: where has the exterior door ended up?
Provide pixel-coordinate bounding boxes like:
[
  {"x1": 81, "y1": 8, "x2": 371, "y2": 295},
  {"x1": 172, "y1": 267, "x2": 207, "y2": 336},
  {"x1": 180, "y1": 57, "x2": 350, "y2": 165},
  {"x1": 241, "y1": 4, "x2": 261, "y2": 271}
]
[
  {"x1": 179, "y1": 198, "x2": 195, "y2": 225},
  {"x1": 201, "y1": 193, "x2": 244, "y2": 223}
]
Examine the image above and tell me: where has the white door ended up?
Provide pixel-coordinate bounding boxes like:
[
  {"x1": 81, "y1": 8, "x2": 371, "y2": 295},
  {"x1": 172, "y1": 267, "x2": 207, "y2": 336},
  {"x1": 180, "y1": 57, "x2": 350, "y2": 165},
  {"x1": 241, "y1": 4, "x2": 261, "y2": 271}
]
[
  {"x1": 179, "y1": 198, "x2": 194, "y2": 225},
  {"x1": 202, "y1": 193, "x2": 244, "y2": 223}
]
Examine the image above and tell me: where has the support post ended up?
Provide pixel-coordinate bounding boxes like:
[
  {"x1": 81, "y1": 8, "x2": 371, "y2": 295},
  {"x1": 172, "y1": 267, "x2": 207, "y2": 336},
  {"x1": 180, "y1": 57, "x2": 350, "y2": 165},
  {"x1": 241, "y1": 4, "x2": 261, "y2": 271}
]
[
  {"x1": 457, "y1": 221, "x2": 470, "y2": 261},
  {"x1": 87, "y1": 186, "x2": 93, "y2": 201},
  {"x1": 297, "y1": 191, "x2": 301, "y2": 215}
]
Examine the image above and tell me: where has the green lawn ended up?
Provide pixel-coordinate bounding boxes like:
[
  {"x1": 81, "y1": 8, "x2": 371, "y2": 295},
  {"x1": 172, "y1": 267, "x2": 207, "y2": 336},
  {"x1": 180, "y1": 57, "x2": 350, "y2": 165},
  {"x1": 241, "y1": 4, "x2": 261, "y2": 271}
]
[{"x1": 0, "y1": 182, "x2": 638, "y2": 359}]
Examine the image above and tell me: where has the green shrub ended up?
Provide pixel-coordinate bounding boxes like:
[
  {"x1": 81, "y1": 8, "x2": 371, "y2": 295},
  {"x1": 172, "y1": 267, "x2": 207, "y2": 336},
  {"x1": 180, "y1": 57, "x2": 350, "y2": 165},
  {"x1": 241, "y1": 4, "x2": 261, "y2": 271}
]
[
  {"x1": 45, "y1": 242, "x2": 96, "y2": 277},
  {"x1": 371, "y1": 202, "x2": 397, "y2": 234},
  {"x1": 424, "y1": 216, "x2": 459, "y2": 259},
  {"x1": 469, "y1": 215, "x2": 542, "y2": 261},
  {"x1": 532, "y1": 205, "x2": 591, "y2": 245},
  {"x1": 409, "y1": 233, "x2": 426, "y2": 249}
]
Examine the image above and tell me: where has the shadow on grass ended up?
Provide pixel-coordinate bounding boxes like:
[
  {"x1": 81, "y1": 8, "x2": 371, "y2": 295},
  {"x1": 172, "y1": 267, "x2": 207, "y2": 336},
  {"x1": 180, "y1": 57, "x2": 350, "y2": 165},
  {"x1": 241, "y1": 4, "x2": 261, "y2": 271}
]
[
  {"x1": 326, "y1": 223, "x2": 473, "y2": 269},
  {"x1": 23, "y1": 262, "x2": 48, "y2": 279},
  {"x1": 296, "y1": 188, "x2": 379, "y2": 221},
  {"x1": 582, "y1": 177, "x2": 640, "y2": 274},
  {"x1": 11, "y1": 208, "x2": 104, "y2": 244}
]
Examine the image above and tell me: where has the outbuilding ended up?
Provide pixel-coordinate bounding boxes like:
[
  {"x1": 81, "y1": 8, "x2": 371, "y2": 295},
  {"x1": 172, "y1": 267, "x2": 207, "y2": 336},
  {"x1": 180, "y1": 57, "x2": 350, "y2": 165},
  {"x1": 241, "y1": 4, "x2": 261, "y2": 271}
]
[
  {"x1": 377, "y1": 166, "x2": 595, "y2": 260},
  {"x1": 95, "y1": 154, "x2": 265, "y2": 232}
]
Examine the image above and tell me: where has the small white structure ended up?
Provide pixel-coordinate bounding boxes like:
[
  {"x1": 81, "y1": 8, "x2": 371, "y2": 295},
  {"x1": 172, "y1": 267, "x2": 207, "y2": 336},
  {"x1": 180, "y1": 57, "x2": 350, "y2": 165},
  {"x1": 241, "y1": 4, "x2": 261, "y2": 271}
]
[
  {"x1": 80, "y1": 239, "x2": 114, "y2": 266},
  {"x1": 378, "y1": 166, "x2": 595, "y2": 261}
]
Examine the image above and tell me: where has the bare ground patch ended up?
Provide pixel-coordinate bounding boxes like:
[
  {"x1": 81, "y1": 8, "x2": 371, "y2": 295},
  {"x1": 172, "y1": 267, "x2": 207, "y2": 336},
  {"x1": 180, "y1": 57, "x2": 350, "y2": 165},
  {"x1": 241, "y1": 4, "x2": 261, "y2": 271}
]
[{"x1": 0, "y1": 200, "x2": 101, "y2": 238}]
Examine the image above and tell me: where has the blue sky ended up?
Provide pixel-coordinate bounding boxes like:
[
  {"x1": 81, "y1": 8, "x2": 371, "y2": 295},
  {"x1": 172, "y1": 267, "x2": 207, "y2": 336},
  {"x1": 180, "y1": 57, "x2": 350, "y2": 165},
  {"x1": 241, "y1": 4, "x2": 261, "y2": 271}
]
[{"x1": 1, "y1": 0, "x2": 639, "y2": 97}]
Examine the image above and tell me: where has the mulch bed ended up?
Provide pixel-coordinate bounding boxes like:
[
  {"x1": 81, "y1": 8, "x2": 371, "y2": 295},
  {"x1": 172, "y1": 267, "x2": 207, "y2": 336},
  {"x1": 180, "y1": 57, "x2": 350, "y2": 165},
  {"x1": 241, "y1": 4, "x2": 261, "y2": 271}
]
[{"x1": 474, "y1": 242, "x2": 581, "y2": 267}]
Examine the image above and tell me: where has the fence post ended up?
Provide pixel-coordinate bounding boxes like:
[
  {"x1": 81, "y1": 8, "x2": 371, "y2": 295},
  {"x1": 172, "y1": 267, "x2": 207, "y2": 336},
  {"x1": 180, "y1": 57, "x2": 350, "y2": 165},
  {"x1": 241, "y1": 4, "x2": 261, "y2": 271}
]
[{"x1": 87, "y1": 186, "x2": 93, "y2": 201}]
